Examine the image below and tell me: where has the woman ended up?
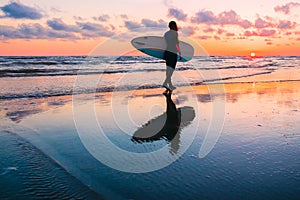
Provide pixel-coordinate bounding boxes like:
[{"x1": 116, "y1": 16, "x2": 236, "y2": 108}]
[{"x1": 163, "y1": 21, "x2": 182, "y2": 93}]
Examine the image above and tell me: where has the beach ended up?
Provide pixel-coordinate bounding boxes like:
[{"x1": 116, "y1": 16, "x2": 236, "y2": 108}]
[
  {"x1": 1, "y1": 0, "x2": 300, "y2": 198},
  {"x1": 1, "y1": 57, "x2": 300, "y2": 200}
]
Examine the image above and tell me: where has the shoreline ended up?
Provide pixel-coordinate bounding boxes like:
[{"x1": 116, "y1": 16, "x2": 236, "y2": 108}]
[
  {"x1": 1, "y1": 80, "x2": 300, "y2": 122},
  {"x1": 1, "y1": 78, "x2": 300, "y2": 100}
]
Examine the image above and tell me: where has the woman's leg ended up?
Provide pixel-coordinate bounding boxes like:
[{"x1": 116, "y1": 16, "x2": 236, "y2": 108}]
[
  {"x1": 163, "y1": 52, "x2": 177, "y2": 90},
  {"x1": 166, "y1": 65, "x2": 174, "y2": 84}
]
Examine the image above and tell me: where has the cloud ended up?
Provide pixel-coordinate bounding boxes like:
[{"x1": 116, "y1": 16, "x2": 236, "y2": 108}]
[
  {"x1": 0, "y1": 25, "x2": 22, "y2": 39},
  {"x1": 254, "y1": 18, "x2": 275, "y2": 29},
  {"x1": 218, "y1": 10, "x2": 252, "y2": 28},
  {"x1": 124, "y1": 21, "x2": 143, "y2": 31},
  {"x1": 180, "y1": 26, "x2": 195, "y2": 37},
  {"x1": 163, "y1": 0, "x2": 174, "y2": 7},
  {"x1": 76, "y1": 22, "x2": 114, "y2": 37},
  {"x1": 167, "y1": 8, "x2": 187, "y2": 21},
  {"x1": 191, "y1": 10, "x2": 217, "y2": 24},
  {"x1": 274, "y1": 2, "x2": 300, "y2": 14},
  {"x1": 277, "y1": 20, "x2": 295, "y2": 29},
  {"x1": 141, "y1": 19, "x2": 167, "y2": 28},
  {"x1": 93, "y1": 14, "x2": 110, "y2": 22},
  {"x1": 253, "y1": 17, "x2": 295, "y2": 30},
  {"x1": 0, "y1": 21, "x2": 114, "y2": 40},
  {"x1": 191, "y1": 10, "x2": 251, "y2": 29},
  {"x1": 217, "y1": 29, "x2": 225, "y2": 34},
  {"x1": 244, "y1": 29, "x2": 276, "y2": 37},
  {"x1": 76, "y1": 22, "x2": 102, "y2": 31},
  {"x1": 124, "y1": 19, "x2": 167, "y2": 31},
  {"x1": 120, "y1": 14, "x2": 128, "y2": 19},
  {"x1": 203, "y1": 27, "x2": 215, "y2": 33},
  {"x1": 239, "y1": 20, "x2": 252, "y2": 29},
  {"x1": 284, "y1": 32, "x2": 293, "y2": 36},
  {"x1": 214, "y1": 35, "x2": 221, "y2": 40},
  {"x1": 73, "y1": 16, "x2": 85, "y2": 21},
  {"x1": 259, "y1": 29, "x2": 276, "y2": 37},
  {"x1": 198, "y1": 35, "x2": 211, "y2": 40},
  {"x1": 50, "y1": 7, "x2": 62, "y2": 13},
  {"x1": 47, "y1": 18, "x2": 80, "y2": 32},
  {"x1": 0, "y1": 2, "x2": 43, "y2": 19},
  {"x1": 0, "y1": 24, "x2": 77, "y2": 40},
  {"x1": 226, "y1": 32, "x2": 235, "y2": 37},
  {"x1": 244, "y1": 30, "x2": 258, "y2": 37},
  {"x1": 47, "y1": 19, "x2": 114, "y2": 38}
]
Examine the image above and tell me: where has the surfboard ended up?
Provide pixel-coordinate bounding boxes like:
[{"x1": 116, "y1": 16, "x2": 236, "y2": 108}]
[{"x1": 131, "y1": 36, "x2": 194, "y2": 62}]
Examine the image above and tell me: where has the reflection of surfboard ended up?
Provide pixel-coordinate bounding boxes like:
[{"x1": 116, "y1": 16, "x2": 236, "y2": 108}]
[{"x1": 131, "y1": 36, "x2": 194, "y2": 62}]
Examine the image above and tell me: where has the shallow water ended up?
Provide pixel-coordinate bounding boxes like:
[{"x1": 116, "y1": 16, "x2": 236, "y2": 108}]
[
  {"x1": 0, "y1": 130, "x2": 102, "y2": 199},
  {"x1": 1, "y1": 81, "x2": 300, "y2": 199}
]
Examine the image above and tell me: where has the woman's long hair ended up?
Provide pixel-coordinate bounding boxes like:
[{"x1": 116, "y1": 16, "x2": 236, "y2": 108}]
[{"x1": 168, "y1": 21, "x2": 178, "y2": 31}]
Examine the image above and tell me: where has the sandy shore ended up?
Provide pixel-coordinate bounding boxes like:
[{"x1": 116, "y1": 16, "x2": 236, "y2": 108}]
[{"x1": 1, "y1": 80, "x2": 300, "y2": 199}]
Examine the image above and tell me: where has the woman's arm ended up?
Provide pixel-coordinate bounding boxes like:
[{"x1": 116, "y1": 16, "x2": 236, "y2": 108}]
[
  {"x1": 175, "y1": 32, "x2": 182, "y2": 60},
  {"x1": 176, "y1": 43, "x2": 182, "y2": 60}
]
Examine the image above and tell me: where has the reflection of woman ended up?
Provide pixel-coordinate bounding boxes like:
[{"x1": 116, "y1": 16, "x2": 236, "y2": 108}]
[
  {"x1": 132, "y1": 92, "x2": 180, "y2": 143},
  {"x1": 163, "y1": 21, "x2": 182, "y2": 92},
  {"x1": 132, "y1": 92, "x2": 195, "y2": 154}
]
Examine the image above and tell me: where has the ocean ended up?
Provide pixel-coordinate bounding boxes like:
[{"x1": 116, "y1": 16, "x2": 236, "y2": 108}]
[
  {"x1": 1, "y1": 56, "x2": 300, "y2": 199},
  {"x1": 1, "y1": 56, "x2": 299, "y2": 99}
]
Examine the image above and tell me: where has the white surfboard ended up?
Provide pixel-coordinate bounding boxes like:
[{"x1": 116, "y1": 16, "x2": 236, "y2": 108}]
[{"x1": 131, "y1": 36, "x2": 194, "y2": 62}]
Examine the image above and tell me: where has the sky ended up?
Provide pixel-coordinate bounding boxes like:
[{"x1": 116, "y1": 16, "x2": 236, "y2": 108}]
[{"x1": 0, "y1": 0, "x2": 299, "y2": 56}]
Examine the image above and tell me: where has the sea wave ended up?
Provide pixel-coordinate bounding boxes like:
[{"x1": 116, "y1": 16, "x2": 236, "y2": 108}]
[{"x1": 0, "y1": 56, "x2": 299, "y2": 99}]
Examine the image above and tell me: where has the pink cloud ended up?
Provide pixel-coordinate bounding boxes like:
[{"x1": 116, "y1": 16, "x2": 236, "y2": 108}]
[
  {"x1": 259, "y1": 29, "x2": 276, "y2": 37},
  {"x1": 124, "y1": 21, "x2": 142, "y2": 31},
  {"x1": 254, "y1": 18, "x2": 274, "y2": 29},
  {"x1": 284, "y1": 32, "x2": 293, "y2": 36},
  {"x1": 274, "y1": 2, "x2": 300, "y2": 14},
  {"x1": 203, "y1": 27, "x2": 215, "y2": 33},
  {"x1": 218, "y1": 10, "x2": 240, "y2": 25},
  {"x1": 191, "y1": 9, "x2": 251, "y2": 29},
  {"x1": 226, "y1": 32, "x2": 235, "y2": 37},
  {"x1": 214, "y1": 35, "x2": 221, "y2": 40},
  {"x1": 244, "y1": 30, "x2": 258, "y2": 37},
  {"x1": 277, "y1": 20, "x2": 295, "y2": 29},
  {"x1": 266, "y1": 42, "x2": 273, "y2": 45},
  {"x1": 244, "y1": 29, "x2": 276, "y2": 37},
  {"x1": 239, "y1": 20, "x2": 252, "y2": 29},
  {"x1": 217, "y1": 28, "x2": 225, "y2": 34},
  {"x1": 168, "y1": 8, "x2": 188, "y2": 21},
  {"x1": 191, "y1": 10, "x2": 217, "y2": 24},
  {"x1": 198, "y1": 35, "x2": 211, "y2": 40},
  {"x1": 141, "y1": 19, "x2": 167, "y2": 28},
  {"x1": 180, "y1": 26, "x2": 195, "y2": 36},
  {"x1": 120, "y1": 14, "x2": 128, "y2": 19},
  {"x1": 123, "y1": 19, "x2": 167, "y2": 32}
]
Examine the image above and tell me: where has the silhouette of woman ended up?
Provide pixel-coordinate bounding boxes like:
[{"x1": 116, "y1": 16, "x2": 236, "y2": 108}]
[
  {"x1": 132, "y1": 92, "x2": 195, "y2": 154},
  {"x1": 163, "y1": 21, "x2": 182, "y2": 93}
]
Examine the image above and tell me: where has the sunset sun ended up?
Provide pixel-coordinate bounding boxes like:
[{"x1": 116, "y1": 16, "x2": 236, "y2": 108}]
[{"x1": 250, "y1": 52, "x2": 256, "y2": 57}]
